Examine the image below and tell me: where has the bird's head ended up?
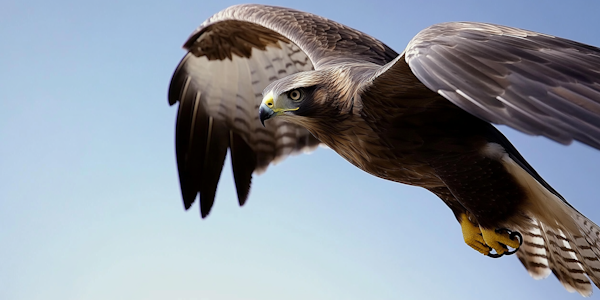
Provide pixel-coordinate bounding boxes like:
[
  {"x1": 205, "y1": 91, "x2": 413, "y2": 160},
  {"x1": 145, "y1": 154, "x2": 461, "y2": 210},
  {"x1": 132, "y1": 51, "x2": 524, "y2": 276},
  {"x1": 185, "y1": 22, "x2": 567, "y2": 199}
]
[
  {"x1": 258, "y1": 71, "x2": 325, "y2": 126},
  {"x1": 258, "y1": 88, "x2": 309, "y2": 125},
  {"x1": 258, "y1": 65, "x2": 366, "y2": 128}
]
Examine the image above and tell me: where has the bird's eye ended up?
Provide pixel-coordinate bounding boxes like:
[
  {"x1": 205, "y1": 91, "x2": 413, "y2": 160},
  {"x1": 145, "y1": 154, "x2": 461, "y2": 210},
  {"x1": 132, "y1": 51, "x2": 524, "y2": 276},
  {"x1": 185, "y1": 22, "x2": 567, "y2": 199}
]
[{"x1": 288, "y1": 89, "x2": 303, "y2": 101}]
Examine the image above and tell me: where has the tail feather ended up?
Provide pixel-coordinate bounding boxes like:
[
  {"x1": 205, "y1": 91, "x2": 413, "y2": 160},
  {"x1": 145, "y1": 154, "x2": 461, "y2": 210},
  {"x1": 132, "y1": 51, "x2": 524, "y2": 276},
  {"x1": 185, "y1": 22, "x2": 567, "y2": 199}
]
[
  {"x1": 573, "y1": 214, "x2": 600, "y2": 287},
  {"x1": 516, "y1": 214, "x2": 600, "y2": 296},
  {"x1": 517, "y1": 222, "x2": 551, "y2": 279},
  {"x1": 544, "y1": 225, "x2": 591, "y2": 295},
  {"x1": 499, "y1": 151, "x2": 600, "y2": 295}
]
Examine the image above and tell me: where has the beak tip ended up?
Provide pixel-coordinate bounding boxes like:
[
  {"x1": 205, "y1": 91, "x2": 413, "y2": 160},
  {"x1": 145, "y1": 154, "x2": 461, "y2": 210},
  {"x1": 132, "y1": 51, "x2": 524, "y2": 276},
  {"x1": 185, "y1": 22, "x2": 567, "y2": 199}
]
[{"x1": 259, "y1": 103, "x2": 274, "y2": 127}]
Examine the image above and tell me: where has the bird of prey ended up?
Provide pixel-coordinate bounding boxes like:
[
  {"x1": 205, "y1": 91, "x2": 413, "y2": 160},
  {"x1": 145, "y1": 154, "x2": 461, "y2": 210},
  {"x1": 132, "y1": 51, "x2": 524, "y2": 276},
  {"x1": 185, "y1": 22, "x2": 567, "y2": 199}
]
[{"x1": 168, "y1": 4, "x2": 600, "y2": 296}]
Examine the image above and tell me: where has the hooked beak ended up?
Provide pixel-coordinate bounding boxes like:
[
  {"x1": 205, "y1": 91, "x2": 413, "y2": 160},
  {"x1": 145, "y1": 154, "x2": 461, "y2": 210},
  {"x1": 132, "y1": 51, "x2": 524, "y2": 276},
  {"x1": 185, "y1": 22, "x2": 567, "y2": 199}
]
[
  {"x1": 259, "y1": 92, "x2": 276, "y2": 127},
  {"x1": 259, "y1": 103, "x2": 275, "y2": 127},
  {"x1": 258, "y1": 91, "x2": 300, "y2": 126}
]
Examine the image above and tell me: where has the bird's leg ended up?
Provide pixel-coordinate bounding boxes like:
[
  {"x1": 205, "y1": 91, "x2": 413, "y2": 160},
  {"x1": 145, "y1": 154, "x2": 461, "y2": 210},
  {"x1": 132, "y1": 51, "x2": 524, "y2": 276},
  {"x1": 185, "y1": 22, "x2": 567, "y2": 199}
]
[
  {"x1": 459, "y1": 213, "x2": 522, "y2": 257},
  {"x1": 460, "y1": 213, "x2": 491, "y2": 255}
]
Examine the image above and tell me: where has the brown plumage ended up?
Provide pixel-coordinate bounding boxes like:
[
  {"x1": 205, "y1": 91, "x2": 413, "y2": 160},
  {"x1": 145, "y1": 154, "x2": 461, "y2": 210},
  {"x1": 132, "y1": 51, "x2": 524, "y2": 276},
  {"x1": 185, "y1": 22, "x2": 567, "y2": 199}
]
[{"x1": 168, "y1": 4, "x2": 600, "y2": 296}]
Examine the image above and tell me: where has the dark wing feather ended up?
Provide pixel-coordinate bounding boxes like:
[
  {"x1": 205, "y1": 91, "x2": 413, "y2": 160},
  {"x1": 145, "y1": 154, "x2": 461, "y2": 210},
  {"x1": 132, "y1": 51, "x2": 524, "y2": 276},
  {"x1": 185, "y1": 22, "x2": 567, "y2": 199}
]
[
  {"x1": 168, "y1": 44, "x2": 318, "y2": 217},
  {"x1": 402, "y1": 22, "x2": 600, "y2": 149}
]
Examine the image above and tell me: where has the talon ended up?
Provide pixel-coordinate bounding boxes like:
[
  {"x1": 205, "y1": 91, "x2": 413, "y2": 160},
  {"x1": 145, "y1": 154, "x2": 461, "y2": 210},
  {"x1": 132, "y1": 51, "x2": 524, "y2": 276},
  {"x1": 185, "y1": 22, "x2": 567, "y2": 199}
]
[
  {"x1": 481, "y1": 227, "x2": 522, "y2": 258},
  {"x1": 459, "y1": 213, "x2": 523, "y2": 258},
  {"x1": 502, "y1": 229, "x2": 523, "y2": 256}
]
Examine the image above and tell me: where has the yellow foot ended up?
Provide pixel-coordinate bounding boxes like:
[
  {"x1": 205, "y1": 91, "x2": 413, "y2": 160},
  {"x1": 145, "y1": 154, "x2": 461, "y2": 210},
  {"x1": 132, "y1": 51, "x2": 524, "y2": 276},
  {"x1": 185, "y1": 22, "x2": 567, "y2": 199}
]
[
  {"x1": 460, "y1": 213, "x2": 491, "y2": 255},
  {"x1": 459, "y1": 213, "x2": 522, "y2": 257},
  {"x1": 480, "y1": 227, "x2": 521, "y2": 256}
]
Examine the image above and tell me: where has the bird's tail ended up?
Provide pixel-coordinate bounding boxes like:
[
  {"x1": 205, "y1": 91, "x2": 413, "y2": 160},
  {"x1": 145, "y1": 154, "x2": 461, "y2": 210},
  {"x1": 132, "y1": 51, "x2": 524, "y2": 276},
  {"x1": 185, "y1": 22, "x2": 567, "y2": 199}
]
[
  {"x1": 499, "y1": 152, "x2": 600, "y2": 296},
  {"x1": 516, "y1": 211, "x2": 600, "y2": 296}
]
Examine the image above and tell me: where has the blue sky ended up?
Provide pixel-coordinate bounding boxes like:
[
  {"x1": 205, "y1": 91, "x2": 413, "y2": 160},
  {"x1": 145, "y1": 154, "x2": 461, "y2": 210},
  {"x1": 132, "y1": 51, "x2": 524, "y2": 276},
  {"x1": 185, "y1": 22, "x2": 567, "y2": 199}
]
[{"x1": 1, "y1": 0, "x2": 600, "y2": 299}]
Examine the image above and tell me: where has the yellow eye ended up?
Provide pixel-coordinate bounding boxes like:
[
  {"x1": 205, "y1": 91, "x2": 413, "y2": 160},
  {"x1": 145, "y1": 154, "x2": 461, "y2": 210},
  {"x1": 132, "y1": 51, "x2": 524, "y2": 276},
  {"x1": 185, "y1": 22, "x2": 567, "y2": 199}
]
[{"x1": 288, "y1": 89, "x2": 303, "y2": 101}]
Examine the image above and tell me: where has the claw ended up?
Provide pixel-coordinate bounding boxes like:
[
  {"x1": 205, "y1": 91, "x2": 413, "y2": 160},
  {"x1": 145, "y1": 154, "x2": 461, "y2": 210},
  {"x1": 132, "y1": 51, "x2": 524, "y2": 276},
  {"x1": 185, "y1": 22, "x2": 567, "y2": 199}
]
[
  {"x1": 481, "y1": 227, "x2": 523, "y2": 258},
  {"x1": 459, "y1": 213, "x2": 523, "y2": 258}
]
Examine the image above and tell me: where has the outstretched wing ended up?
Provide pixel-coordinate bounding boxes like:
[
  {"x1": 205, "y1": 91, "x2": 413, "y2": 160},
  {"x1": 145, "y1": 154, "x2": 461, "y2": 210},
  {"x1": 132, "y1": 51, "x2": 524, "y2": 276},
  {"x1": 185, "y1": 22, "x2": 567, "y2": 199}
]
[
  {"x1": 168, "y1": 4, "x2": 398, "y2": 217},
  {"x1": 187, "y1": 4, "x2": 398, "y2": 69},
  {"x1": 402, "y1": 22, "x2": 600, "y2": 149},
  {"x1": 168, "y1": 41, "x2": 318, "y2": 218}
]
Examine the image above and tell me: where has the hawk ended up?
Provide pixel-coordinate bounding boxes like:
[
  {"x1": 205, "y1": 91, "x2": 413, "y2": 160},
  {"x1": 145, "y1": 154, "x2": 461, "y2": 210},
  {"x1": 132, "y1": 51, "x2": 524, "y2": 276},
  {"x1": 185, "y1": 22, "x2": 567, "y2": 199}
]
[{"x1": 168, "y1": 4, "x2": 600, "y2": 296}]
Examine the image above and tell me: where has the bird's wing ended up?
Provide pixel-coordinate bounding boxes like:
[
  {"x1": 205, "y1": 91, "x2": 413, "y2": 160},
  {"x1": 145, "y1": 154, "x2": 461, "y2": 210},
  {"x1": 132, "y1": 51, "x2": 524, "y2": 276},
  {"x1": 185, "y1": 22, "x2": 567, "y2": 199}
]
[
  {"x1": 188, "y1": 4, "x2": 398, "y2": 69},
  {"x1": 168, "y1": 4, "x2": 397, "y2": 217},
  {"x1": 169, "y1": 43, "x2": 318, "y2": 217},
  {"x1": 400, "y1": 22, "x2": 600, "y2": 149}
]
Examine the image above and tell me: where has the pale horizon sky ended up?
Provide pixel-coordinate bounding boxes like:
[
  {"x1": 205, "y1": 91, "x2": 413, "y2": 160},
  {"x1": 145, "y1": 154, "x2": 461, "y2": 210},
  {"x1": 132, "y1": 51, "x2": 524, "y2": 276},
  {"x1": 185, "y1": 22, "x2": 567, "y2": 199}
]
[{"x1": 2, "y1": 0, "x2": 600, "y2": 299}]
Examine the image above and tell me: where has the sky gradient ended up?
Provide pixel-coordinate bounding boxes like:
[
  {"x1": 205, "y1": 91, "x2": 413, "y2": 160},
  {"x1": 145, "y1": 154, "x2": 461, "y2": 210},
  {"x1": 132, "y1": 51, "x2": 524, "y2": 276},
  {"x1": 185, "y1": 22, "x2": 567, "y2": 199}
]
[{"x1": 2, "y1": 0, "x2": 600, "y2": 299}]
